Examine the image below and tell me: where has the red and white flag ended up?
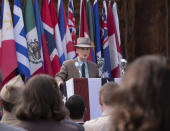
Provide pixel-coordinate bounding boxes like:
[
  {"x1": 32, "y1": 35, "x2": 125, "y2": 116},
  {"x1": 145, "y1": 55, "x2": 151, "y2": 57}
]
[
  {"x1": 68, "y1": 0, "x2": 77, "y2": 51},
  {"x1": 58, "y1": 0, "x2": 76, "y2": 60},
  {"x1": 79, "y1": 0, "x2": 93, "y2": 61},
  {"x1": 41, "y1": 0, "x2": 61, "y2": 75},
  {"x1": 112, "y1": 2, "x2": 122, "y2": 70},
  {"x1": 107, "y1": 3, "x2": 121, "y2": 78},
  {"x1": 0, "y1": 0, "x2": 17, "y2": 83},
  {"x1": 49, "y1": 0, "x2": 65, "y2": 65}
]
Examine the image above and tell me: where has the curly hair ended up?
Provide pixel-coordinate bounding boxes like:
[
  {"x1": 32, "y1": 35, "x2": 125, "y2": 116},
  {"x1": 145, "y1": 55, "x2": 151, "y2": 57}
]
[
  {"x1": 111, "y1": 55, "x2": 170, "y2": 131},
  {"x1": 16, "y1": 74, "x2": 67, "y2": 121}
]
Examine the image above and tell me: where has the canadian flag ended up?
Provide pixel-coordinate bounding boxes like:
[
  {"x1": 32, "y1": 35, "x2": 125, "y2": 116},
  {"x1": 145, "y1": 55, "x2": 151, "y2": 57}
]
[{"x1": 107, "y1": 3, "x2": 121, "y2": 78}]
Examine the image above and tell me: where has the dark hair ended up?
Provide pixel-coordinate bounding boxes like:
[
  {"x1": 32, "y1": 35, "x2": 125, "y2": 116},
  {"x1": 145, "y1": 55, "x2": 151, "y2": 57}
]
[
  {"x1": 16, "y1": 74, "x2": 67, "y2": 121},
  {"x1": 65, "y1": 95, "x2": 85, "y2": 120},
  {"x1": 100, "y1": 82, "x2": 119, "y2": 106},
  {"x1": 1, "y1": 100, "x2": 14, "y2": 112},
  {"x1": 111, "y1": 55, "x2": 170, "y2": 131}
]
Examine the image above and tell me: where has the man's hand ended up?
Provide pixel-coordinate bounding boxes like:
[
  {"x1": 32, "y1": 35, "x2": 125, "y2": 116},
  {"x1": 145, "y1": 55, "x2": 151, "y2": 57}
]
[
  {"x1": 54, "y1": 77, "x2": 64, "y2": 88},
  {"x1": 57, "y1": 80, "x2": 64, "y2": 88}
]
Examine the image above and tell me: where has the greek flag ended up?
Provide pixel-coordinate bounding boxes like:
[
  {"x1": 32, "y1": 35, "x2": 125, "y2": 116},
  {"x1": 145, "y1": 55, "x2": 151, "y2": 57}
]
[{"x1": 13, "y1": 0, "x2": 30, "y2": 78}]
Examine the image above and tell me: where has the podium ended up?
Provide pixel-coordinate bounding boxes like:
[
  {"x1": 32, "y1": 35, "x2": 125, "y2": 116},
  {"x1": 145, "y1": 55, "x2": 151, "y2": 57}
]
[{"x1": 60, "y1": 78, "x2": 115, "y2": 121}]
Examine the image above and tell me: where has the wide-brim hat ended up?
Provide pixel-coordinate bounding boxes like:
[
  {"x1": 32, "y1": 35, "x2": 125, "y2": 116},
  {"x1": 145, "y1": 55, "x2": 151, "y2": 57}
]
[
  {"x1": 73, "y1": 37, "x2": 94, "y2": 48},
  {"x1": 0, "y1": 75, "x2": 25, "y2": 104}
]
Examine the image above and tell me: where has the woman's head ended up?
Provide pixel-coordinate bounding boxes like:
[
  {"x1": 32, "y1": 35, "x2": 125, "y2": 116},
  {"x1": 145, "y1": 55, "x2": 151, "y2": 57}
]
[
  {"x1": 111, "y1": 55, "x2": 170, "y2": 131},
  {"x1": 16, "y1": 74, "x2": 67, "y2": 121},
  {"x1": 120, "y1": 55, "x2": 170, "y2": 107}
]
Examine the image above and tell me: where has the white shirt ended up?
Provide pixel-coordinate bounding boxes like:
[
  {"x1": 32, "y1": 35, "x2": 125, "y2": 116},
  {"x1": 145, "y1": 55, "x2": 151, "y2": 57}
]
[
  {"x1": 77, "y1": 58, "x2": 89, "y2": 78},
  {"x1": 83, "y1": 109, "x2": 113, "y2": 131}
]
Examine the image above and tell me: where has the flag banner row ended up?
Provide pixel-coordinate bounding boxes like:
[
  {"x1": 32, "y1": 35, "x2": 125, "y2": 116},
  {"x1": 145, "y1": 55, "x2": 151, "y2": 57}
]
[{"x1": 0, "y1": 0, "x2": 122, "y2": 86}]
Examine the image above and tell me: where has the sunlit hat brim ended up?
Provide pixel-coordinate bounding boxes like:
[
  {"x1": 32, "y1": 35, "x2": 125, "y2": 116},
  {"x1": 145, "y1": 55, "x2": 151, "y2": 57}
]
[{"x1": 73, "y1": 43, "x2": 94, "y2": 48}]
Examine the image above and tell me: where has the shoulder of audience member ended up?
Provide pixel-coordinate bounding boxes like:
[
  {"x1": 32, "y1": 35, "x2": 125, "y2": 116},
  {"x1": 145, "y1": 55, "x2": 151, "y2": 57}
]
[
  {"x1": 63, "y1": 119, "x2": 84, "y2": 131},
  {"x1": 83, "y1": 116, "x2": 106, "y2": 127}
]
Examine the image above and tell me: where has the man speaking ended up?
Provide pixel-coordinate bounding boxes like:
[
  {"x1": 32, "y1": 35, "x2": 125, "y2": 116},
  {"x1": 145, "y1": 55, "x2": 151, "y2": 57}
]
[{"x1": 55, "y1": 37, "x2": 99, "y2": 87}]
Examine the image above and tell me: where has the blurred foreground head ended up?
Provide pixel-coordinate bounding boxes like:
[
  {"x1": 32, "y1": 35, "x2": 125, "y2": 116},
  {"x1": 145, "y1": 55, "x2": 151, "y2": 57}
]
[
  {"x1": 0, "y1": 70, "x2": 2, "y2": 86},
  {"x1": 111, "y1": 55, "x2": 170, "y2": 131},
  {"x1": 16, "y1": 74, "x2": 67, "y2": 121}
]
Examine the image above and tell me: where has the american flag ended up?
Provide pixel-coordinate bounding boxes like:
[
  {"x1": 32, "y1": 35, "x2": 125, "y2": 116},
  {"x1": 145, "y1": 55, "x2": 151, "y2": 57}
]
[{"x1": 68, "y1": 0, "x2": 77, "y2": 48}]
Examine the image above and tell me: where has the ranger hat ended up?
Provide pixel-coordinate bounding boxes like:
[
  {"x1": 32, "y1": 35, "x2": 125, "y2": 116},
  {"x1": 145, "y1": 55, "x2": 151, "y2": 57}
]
[{"x1": 73, "y1": 37, "x2": 94, "y2": 48}]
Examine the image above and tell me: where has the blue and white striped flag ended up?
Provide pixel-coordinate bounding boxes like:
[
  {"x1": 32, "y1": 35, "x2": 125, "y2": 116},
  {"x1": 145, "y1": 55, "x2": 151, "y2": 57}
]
[{"x1": 13, "y1": 0, "x2": 30, "y2": 78}]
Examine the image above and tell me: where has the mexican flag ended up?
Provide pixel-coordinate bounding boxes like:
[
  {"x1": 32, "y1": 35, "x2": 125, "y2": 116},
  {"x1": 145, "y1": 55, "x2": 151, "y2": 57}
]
[{"x1": 23, "y1": 0, "x2": 43, "y2": 75}]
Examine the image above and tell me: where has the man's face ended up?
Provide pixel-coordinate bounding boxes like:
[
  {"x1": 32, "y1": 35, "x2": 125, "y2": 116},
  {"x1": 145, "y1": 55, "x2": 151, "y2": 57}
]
[{"x1": 76, "y1": 47, "x2": 90, "y2": 61}]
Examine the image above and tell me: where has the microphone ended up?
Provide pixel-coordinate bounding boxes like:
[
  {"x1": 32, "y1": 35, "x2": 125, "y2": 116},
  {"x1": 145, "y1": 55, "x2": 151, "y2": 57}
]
[{"x1": 75, "y1": 61, "x2": 82, "y2": 78}]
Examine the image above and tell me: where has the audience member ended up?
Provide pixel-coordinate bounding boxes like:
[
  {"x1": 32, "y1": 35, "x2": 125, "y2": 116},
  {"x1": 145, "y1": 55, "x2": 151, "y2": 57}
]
[
  {"x1": 55, "y1": 37, "x2": 99, "y2": 87},
  {"x1": 0, "y1": 70, "x2": 2, "y2": 86},
  {"x1": 111, "y1": 55, "x2": 170, "y2": 131},
  {"x1": 0, "y1": 75, "x2": 25, "y2": 125},
  {"x1": 0, "y1": 71, "x2": 25, "y2": 131},
  {"x1": 65, "y1": 95, "x2": 85, "y2": 125},
  {"x1": 83, "y1": 82, "x2": 119, "y2": 131},
  {"x1": 0, "y1": 70, "x2": 2, "y2": 119},
  {"x1": 15, "y1": 74, "x2": 84, "y2": 131}
]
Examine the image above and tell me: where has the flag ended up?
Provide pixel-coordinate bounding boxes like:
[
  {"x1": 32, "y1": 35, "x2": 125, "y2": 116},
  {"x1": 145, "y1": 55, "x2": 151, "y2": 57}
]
[
  {"x1": 93, "y1": 0, "x2": 101, "y2": 63},
  {"x1": 58, "y1": 0, "x2": 76, "y2": 60},
  {"x1": 79, "y1": 0, "x2": 93, "y2": 61},
  {"x1": 68, "y1": 0, "x2": 77, "y2": 48},
  {"x1": 101, "y1": 0, "x2": 111, "y2": 78},
  {"x1": 112, "y1": 2, "x2": 122, "y2": 69},
  {"x1": 0, "y1": 0, "x2": 17, "y2": 82},
  {"x1": 107, "y1": 3, "x2": 120, "y2": 78},
  {"x1": 49, "y1": 0, "x2": 65, "y2": 65},
  {"x1": 23, "y1": 0, "x2": 44, "y2": 76},
  {"x1": 33, "y1": 0, "x2": 53, "y2": 76},
  {"x1": 86, "y1": 0, "x2": 95, "y2": 62},
  {"x1": 13, "y1": 0, "x2": 30, "y2": 78},
  {"x1": 41, "y1": 0, "x2": 61, "y2": 75},
  {"x1": 112, "y1": 2, "x2": 121, "y2": 50}
]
